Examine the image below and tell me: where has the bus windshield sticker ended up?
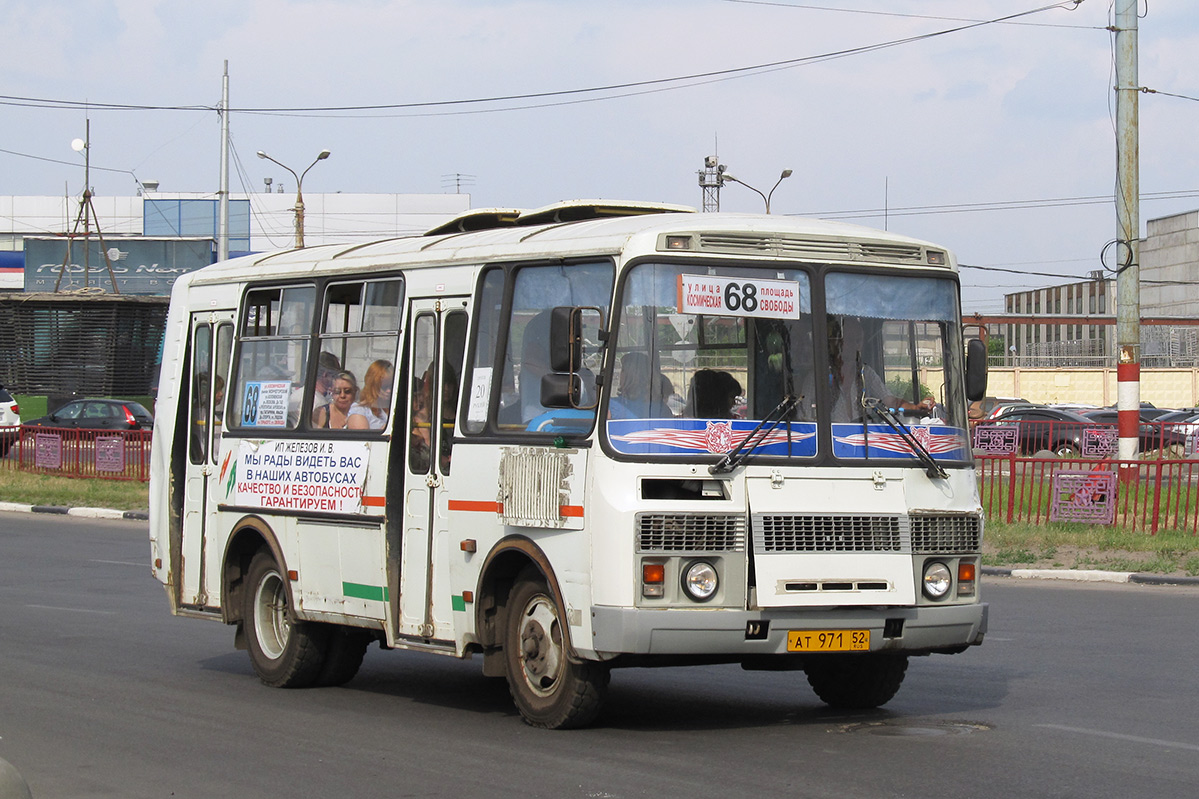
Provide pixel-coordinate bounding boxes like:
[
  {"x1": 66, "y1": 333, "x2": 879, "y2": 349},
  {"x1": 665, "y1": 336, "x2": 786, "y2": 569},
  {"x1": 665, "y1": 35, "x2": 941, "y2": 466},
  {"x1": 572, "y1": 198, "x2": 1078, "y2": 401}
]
[
  {"x1": 241, "y1": 380, "x2": 290, "y2": 427},
  {"x1": 467, "y1": 366, "x2": 492, "y2": 423},
  {"x1": 677, "y1": 274, "x2": 802, "y2": 320}
]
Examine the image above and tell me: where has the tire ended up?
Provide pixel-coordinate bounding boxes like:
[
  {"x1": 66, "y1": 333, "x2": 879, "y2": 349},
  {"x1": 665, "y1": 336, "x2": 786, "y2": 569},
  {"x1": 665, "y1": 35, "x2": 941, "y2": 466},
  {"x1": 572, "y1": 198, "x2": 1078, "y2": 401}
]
[
  {"x1": 504, "y1": 572, "x2": 609, "y2": 729},
  {"x1": 803, "y1": 653, "x2": 909, "y2": 709},
  {"x1": 1054, "y1": 441, "x2": 1080, "y2": 458},
  {"x1": 315, "y1": 627, "x2": 372, "y2": 687},
  {"x1": 243, "y1": 550, "x2": 329, "y2": 688}
]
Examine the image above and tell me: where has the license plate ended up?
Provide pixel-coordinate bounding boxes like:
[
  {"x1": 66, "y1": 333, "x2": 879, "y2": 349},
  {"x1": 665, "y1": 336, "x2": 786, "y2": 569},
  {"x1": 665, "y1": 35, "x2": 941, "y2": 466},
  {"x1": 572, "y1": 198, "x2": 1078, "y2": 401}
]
[{"x1": 787, "y1": 629, "x2": 870, "y2": 652}]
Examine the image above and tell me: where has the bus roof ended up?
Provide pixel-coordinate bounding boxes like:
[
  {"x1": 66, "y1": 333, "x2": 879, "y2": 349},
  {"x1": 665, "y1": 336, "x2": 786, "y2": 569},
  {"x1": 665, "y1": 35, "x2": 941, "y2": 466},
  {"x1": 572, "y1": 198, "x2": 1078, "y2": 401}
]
[{"x1": 184, "y1": 201, "x2": 956, "y2": 288}]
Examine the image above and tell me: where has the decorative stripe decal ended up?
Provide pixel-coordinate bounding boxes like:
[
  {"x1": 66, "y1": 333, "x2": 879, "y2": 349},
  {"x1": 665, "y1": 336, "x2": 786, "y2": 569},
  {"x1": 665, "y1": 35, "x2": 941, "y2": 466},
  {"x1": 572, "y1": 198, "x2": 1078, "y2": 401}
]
[
  {"x1": 450, "y1": 499, "x2": 584, "y2": 520},
  {"x1": 361, "y1": 495, "x2": 386, "y2": 507},
  {"x1": 449, "y1": 499, "x2": 503, "y2": 513},
  {"x1": 343, "y1": 582, "x2": 389, "y2": 602}
]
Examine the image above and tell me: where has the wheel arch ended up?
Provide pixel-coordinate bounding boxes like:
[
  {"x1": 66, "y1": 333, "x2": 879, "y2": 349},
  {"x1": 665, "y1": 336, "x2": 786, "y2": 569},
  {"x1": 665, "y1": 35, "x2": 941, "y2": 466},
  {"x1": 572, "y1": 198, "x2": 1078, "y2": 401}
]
[
  {"x1": 473, "y1": 536, "x2": 567, "y2": 661},
  {"x1": 221, "y1": 514, "x2": 289, "y2": 626}
]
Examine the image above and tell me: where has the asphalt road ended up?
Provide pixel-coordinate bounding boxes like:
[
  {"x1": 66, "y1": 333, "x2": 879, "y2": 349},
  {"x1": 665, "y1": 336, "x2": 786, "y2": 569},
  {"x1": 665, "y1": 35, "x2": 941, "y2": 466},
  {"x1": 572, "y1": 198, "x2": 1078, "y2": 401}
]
[{"x1": 1, "y1": 511, "x2": 1197, "y2": 798}]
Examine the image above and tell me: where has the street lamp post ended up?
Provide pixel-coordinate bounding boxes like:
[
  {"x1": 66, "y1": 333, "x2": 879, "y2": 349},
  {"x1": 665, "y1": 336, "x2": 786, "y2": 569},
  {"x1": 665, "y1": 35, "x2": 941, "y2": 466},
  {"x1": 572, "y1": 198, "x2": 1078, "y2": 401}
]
[
  {"x1": 256, "y1": 148, "x2": 331, "y2": 248},
  {"x1": 723, "y1": 169, "x2": 793, "y2": 214}
]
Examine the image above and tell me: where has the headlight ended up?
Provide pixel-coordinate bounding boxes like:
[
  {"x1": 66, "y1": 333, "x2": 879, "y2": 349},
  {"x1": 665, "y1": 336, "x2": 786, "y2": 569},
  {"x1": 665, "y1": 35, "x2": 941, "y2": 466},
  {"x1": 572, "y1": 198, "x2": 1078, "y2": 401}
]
[
  {"x1": 923, "y1": 561, "x2": 952, "y2": 599},
  {"x1": 682, "y1": 561, "x2": 718, "y2": 602}
]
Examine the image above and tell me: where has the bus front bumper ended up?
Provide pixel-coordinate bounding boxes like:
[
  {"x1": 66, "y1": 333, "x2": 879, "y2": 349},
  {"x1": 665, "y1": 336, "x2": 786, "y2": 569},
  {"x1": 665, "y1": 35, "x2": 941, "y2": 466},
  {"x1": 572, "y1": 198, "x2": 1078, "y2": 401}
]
[{"x1": 588, "y1": 602, "x2": 987, "y2": 658}]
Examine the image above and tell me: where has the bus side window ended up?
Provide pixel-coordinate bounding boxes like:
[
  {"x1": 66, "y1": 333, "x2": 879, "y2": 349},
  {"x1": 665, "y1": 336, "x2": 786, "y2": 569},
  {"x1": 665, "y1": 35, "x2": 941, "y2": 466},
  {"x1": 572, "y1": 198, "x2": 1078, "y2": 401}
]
[
  {"x1": 463, "y1": 269, "x2": 505, "y2": 434},
  {"x1": 188, "y1": 324, "x2": 212, "y2": 464},
  {"x1": 211, "y1": 323, "x2": 233, "y2": 461},
  {"x1": 317, "y1": 278, "x2": 404, "y2": 433},
  {"x1": 439, "y1": 311, "x2": 467, "y2": 474},
  {"x1": 408, "y1": 314, "x2": 435, "y2": 473},
  {"x1": 233, "y1": 285, "x2": 315, "y2": 431}
]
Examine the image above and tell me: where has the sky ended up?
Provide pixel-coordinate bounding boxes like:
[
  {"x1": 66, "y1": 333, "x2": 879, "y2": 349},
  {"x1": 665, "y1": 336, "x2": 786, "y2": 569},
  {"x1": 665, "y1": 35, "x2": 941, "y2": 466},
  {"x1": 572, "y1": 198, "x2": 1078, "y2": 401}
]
[{"x1": 2, "y1": 0, "x2": 1197, "y2": 313}]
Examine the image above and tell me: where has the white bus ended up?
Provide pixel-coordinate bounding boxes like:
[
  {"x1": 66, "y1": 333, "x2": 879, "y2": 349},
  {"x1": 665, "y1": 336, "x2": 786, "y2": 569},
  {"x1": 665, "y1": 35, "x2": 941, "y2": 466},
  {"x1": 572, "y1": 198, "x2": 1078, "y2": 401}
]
[{"x1": 149, "y1": 200, "x2": 989, "y2": 729}]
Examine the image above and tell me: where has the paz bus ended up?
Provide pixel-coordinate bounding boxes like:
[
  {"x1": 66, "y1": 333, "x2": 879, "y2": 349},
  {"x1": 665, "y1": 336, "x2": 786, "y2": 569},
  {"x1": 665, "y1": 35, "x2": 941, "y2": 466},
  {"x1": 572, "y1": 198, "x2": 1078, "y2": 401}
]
[{"x1": 149, "y1": 200, "x2": 989, "y2": 729}]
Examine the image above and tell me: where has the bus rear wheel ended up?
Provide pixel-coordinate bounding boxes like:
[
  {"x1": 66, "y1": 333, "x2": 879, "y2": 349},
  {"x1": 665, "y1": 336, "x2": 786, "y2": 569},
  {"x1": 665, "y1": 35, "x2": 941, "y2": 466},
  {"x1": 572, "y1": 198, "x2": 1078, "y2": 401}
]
[
  {"x1": 803, "y1": 653, "x2": 908, "y2": 709},
  {"x1": 504, "y1": 573, "x2": 609, "y2": 729},
  {"x1": 244, "y1": 550, "x2": 329, "y2": 688},
  {"x1": 316, "y1": 627, "x2": 372, "y2": 687}
]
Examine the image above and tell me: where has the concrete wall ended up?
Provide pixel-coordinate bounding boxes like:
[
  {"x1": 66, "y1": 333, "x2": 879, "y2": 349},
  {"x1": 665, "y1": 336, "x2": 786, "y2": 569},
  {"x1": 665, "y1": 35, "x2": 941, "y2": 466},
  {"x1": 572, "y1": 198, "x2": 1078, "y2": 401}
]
[{"x1": 985, "y1": 367, "x2": 1199, "y2": 408}]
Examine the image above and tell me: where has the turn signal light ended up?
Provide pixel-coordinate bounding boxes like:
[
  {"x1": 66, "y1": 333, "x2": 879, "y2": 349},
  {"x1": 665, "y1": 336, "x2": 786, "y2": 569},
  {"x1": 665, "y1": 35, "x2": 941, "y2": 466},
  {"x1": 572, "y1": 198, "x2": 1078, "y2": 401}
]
[
  {"x1": 958, "y1": 561, "x2": 976, "y2": 597},
  {"x1": 642, "y1": 563, "x2": 665, "y2": 598}
]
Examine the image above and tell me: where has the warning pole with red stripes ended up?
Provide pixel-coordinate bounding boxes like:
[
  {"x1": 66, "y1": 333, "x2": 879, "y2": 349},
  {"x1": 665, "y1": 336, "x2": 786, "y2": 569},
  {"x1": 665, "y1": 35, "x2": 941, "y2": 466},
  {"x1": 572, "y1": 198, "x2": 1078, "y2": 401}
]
[{"x1": 1114, "y1": 0, "x2": 1140, "y2": 465}]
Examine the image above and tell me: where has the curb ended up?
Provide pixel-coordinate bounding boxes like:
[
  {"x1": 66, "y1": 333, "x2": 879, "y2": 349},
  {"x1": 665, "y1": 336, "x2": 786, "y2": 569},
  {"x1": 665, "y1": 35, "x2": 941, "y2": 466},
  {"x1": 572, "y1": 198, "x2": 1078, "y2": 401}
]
[
  {"x1": 982, "y1": 565, "x2": 1199, "y2": 587},
  {"x1": 0, "y1": 501, "x2": 148, "y2": 521}
]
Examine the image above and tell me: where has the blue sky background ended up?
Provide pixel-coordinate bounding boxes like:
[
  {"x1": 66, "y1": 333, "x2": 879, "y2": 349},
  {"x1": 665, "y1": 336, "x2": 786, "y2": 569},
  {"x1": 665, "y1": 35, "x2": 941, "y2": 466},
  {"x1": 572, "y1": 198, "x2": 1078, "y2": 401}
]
[{"x1": 2, "y1": 0, "x2": 1196, "y2": 312}]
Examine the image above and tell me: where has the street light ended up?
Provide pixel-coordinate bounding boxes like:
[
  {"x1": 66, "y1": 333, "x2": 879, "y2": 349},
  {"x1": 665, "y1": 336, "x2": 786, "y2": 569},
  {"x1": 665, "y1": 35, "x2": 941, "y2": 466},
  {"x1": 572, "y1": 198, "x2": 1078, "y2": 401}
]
[
  {"x1": 723, "y1": 168, "x2": 793, "y2": 214},
  {"x1": 256, "y1": 148, "x2": 331, "y2": 248}
]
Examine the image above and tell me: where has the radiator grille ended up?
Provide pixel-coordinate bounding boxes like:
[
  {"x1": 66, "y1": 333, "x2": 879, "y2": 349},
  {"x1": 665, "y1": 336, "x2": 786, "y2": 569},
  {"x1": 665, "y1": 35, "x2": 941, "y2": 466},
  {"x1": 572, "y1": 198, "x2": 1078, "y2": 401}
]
[
  {"x1": 910, "y1": 513, "x2": 982, "y2": 554},
  {"x1": 637, "y1": 513, "x2": 746, "y2": 552},
  {"x1": 755, "y1": 514, "x2": 903, "y2": 553}
]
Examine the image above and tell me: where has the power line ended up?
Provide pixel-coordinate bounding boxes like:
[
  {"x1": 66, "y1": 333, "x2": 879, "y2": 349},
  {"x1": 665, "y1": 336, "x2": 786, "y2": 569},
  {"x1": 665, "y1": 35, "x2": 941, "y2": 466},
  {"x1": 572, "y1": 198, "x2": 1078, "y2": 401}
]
[
  {"x1": 800, "y1": 189, "x2": 1199, "y2": 220},
  {"x1": 719, "y1": 0, "x2": 1100, "y2": 29},
  {"x1": 0, "y1": 2, "x2": 1081, "y2": 118}
]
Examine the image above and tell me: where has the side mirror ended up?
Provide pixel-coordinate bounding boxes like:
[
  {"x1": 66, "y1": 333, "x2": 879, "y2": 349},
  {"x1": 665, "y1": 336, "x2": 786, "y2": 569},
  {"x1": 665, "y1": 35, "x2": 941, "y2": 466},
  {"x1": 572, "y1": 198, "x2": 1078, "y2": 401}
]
[
  {"x1": 966, "y1": 338, "x2": 988, "y2": 402},
  {"x1": 540, "y1": 372, "x2": 581, "y2": 409},
  {"x1": 548, "y1": 307, "x2": 582, "y2": 373}
]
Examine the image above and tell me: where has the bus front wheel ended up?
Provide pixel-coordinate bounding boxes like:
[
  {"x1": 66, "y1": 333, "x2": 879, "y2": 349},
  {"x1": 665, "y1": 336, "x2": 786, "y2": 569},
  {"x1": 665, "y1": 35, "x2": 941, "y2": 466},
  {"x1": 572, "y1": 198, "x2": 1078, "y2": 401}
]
[
  {"x1": 243, "y1": 550, "x2": 329, "y2": 688},
  {"x1": 503, "y1": 572, "x2": 609, "y2": 729},
  {"x1": 803, "y1": 653, "x2": 908, "y2": 709}
]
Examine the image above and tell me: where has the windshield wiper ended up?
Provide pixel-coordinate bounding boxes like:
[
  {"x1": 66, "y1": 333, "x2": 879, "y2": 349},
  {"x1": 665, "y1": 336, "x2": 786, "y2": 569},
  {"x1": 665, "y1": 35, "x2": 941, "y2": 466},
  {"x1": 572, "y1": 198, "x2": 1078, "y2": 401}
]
[
  {"x1": 709, "y1": 394, "x2": 799, "y2": 474},
  {"x1": 862, "y1": 397, "x2": 948, "y2": 480}
]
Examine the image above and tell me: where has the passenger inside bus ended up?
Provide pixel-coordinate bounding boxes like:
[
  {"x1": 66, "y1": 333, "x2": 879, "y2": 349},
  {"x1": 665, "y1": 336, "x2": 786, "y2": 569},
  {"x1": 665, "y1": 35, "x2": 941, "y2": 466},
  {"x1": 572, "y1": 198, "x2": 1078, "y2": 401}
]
[
  {"x1": 827, "y1": 316, "x2": 935, "y2": 422},
  {"x1": 609, "y1": 351, "x2": 672, "y2": 419},
  {"x1": 686, "y1": 369, "x2": 743, "y2": 419},
  {"x1": 348, "y1": 360, "x2": 393, "y2": 431},
  {"x1": 515, "y1": 309, "x2": 596, "y2": 429},
  {"x1": 313, "y1": 370, "x2": 358, "y2": 429},
  {"x1": 288, "y1": 351, "x2": 341, "y2": 426},
  {"x1": 409, "y1": 364, "x2": 460, "y2": 473}
]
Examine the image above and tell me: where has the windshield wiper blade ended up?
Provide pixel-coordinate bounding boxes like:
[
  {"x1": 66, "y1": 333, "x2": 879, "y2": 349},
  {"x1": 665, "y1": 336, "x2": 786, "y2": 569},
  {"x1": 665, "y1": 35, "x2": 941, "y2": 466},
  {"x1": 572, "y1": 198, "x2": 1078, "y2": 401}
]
[
  {"x1": 863, "y1": 397, "x2": 948, "y2": 480},
  {"x1": 709, "y1": 394, "x2": 799, "y2": 475}
]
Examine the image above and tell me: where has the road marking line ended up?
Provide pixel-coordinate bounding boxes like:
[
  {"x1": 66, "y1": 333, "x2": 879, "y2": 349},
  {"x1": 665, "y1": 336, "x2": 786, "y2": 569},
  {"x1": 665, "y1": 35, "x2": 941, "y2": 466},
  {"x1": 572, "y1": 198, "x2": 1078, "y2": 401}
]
[
  {"x1": 92, "y1": 559, "x2": 144, "y2": 567},
  {"x1": 1037, "y1": 724, "x2": 1199, "y2": 752},
  {"x1": 25, "y1": 605, "x2": 117, "y2": 616}
]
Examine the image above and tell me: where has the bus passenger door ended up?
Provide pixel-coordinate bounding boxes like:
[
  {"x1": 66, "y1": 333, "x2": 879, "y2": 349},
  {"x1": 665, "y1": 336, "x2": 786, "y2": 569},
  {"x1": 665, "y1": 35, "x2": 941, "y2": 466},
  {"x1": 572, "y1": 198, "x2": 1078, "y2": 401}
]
[
  {"x1": 180, "y1": 311, "x2": 235, "y2": 609},
  {"x1": 398, "y1": 299, "x2": 467, "y2": 641}
]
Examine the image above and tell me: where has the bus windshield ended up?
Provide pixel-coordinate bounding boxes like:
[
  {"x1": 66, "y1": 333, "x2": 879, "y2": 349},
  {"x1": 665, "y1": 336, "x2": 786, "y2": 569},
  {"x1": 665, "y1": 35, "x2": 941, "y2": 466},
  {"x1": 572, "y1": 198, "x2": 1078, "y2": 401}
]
[{"x1": 605, "y1": 262, "x2": 969, "y2": 464}]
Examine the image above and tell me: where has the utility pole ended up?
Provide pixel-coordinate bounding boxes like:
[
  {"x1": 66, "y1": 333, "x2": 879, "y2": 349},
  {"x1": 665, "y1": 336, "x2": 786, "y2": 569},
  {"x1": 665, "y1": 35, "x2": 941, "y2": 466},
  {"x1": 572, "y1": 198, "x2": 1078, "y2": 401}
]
[
  {"x1": 1114, "y1": 0, "x2": 1140, "y2": 461},
  {"x1": 217, "y1": 60, "x2": 231, "y2": 262}
]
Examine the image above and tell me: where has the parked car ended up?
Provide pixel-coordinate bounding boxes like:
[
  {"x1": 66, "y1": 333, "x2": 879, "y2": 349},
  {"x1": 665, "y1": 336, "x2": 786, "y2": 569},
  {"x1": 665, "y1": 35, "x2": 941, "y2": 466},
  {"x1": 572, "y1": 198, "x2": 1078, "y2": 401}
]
[
  {"x1": 971, "y1": 396, "x2": 1029, "y2": 419},
  {"x1": 23, "y1": 398, "x2": 154, "y2": 431},
  {"x1": 1079, "y1": 408, "x2": 1184, "y2": 453},
  {"x1": 990, "y1": 406, "x2": 1099, "y2": 457},
  {"x1": 0, "y1": 385, "x2": 19, "y2": 457},
  {"x1": 1154, "y1": 410, "x2": 1199, "y2": 457}
]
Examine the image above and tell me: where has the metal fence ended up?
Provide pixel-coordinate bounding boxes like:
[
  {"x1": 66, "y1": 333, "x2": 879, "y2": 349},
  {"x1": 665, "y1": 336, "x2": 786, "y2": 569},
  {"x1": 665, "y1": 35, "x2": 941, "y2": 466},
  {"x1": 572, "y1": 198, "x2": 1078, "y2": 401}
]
[
  {"x1": 0, "y1": 426, "x2": 151, "y2": 482},
  {"x1": 977, "y1": 454, "x2": 1199, "y2": 535}
]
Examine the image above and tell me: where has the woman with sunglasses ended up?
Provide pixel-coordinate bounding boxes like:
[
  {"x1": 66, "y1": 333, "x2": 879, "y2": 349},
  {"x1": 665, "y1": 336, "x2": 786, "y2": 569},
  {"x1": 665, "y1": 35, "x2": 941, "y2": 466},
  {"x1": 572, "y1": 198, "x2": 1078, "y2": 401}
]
[
  {"x1": 314, "y1": 371, "x2": 358, "y2": 429},
  {"x1": 348, "y1": 360, "x2": 394, "y2": 431}
]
